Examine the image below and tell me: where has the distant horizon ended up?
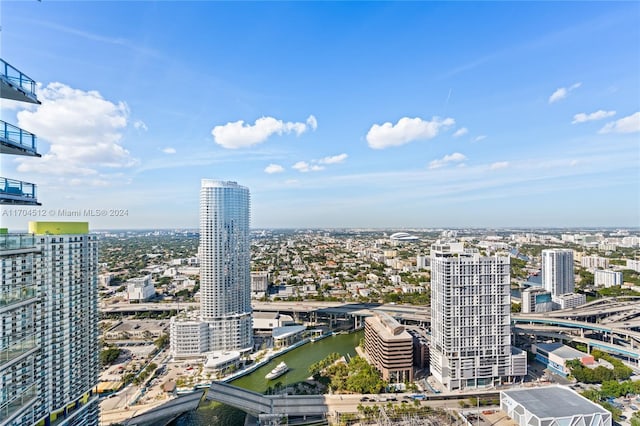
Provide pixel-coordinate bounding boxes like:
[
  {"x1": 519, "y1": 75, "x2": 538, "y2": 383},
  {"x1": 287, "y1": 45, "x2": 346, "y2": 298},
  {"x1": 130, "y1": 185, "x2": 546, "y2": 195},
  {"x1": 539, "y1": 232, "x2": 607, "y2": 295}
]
[
  {"x1": 5, "y1": 225, "x2": 638, "y2": 233},
  {"x1": 1, "y1": 2, "x2": 638, "y2": 229}
]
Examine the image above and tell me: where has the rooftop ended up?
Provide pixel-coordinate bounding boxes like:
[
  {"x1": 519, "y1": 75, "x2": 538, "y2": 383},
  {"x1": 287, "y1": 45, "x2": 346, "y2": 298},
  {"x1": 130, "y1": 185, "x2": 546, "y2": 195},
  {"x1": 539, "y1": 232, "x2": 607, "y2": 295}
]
[
  {"x1": 501, "y1": 386, "x2": 608, "y2": 419},
  {"x1": 535, "y1": 342, "x2": 589, "y2": 360},
  {"x1": 366, "y1": 312, "x2": 411, "y2": 341}
]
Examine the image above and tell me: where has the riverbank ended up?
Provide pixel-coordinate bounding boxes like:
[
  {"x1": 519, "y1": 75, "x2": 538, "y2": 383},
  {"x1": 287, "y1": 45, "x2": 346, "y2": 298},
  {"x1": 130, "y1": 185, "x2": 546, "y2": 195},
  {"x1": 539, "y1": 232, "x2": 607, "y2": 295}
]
[{"x1": 171, "y1": 331, "x2": 364, "y2": 426}]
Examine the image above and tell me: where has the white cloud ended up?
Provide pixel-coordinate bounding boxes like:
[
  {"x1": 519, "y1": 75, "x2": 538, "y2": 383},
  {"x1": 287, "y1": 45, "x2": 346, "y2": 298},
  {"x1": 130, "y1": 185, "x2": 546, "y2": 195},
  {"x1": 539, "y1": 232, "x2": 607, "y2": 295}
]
[
  {"x1": 211, "y1": 115, "x2": 317, "y2": 149},
  {"x1": 599, "y1": 112, "x2": 640, "y2": 134},
  {"x1": 264, "y1": 164, "x2": 285, "y2": 174},
  {"x1": 489, "y1": 161, "x2": 509, "y2": 170},
  {"x1": 572, "y1": 110, "x2": 616, "y2": 124},
  {"x1": 453, "y1": 127, "x2": 469, "y2": 137},
  {"x1": 428, "y1": 152, "x2": 467, "y2": 169},
  {"x1": 16, "y1": 82, "x2": 136, "y2": 176},
  {"x1": 292, "y1": 161, "x2": 324, "y2": 173},
  {"x1": 162, "y1": 147, "x2": 176, "y2": 154},
  {"x1": 366, "y1": 116, "x2": 455, "y2": 149},
  {"x1": 306, "y1": 115, "x2": 318, "y2": 131},
  {"x1": 134, "y1": 120, "x2": 148, "y2": 131},
  {"x1": 317, "y1": 153, "x2": 348, "y2": 164},
  {"x1": 548, "y1": 82, "x2": 582, "y2": 104},
  {"x1": 472, "y1": 135, "x2": 487, "y2": 143}
]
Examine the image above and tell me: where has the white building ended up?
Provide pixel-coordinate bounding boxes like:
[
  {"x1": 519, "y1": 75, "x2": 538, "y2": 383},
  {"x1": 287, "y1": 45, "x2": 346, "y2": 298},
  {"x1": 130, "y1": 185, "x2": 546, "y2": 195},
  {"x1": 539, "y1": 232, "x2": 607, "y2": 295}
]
[
  {"x1": 501, "y1": 386, "x2": 611, "y2": 426},
  {"x1": 416, "y1": 254, "x2": 429, "y2": 270},
  {"x1": 171, "y1": 180, "x2": 253, "y2": 357},
  {"x1": 594, "y1": 270, "x2": 623, "y2": 288},
  {"x1": 521, "y1": 287, "x2": 553, "y2": 313},
  {"x1": 542, "y1": 249, "x2": 575, "y2": 296},
  {"x1": 429, "y1": 241, "x2": 526, "y2": 391},
  {"x1": 127, "y1": 275, "x2": 155, "y2": 301},
  {"x1": 251, "y1": 271, "x2": 269, "y2": 298},
  {"x1": 627, "y1": 259, "x2": 640, "y2": 273},
  {"x1": 170, "y1": 318, "x2": 210, "y2": 358},
  {"x1": 552, "y1": 292, "x2": 586, "y2": 310},
  {"x1": 581, "y1": 255, "x2": 609, "y2": 270}
]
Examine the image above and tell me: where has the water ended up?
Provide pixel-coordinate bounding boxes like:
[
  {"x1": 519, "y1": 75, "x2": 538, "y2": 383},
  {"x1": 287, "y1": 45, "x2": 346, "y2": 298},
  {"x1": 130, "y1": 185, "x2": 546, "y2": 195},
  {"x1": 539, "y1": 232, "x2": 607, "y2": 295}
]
[{"x1": 172, "y1": 331, "x2": 363, "y2": 426}]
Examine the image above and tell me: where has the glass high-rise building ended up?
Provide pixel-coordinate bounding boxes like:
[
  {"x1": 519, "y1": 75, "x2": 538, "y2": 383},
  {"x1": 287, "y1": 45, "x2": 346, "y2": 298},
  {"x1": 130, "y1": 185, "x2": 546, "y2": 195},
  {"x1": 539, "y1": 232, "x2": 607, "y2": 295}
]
[{"x1": 199, "y1": 180, "x2": 253, "y2": 353}]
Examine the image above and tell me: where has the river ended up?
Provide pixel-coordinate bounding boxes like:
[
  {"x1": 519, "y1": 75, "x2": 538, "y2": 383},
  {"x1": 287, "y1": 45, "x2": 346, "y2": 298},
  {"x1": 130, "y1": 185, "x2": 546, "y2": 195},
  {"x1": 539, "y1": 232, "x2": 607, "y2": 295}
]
[{"x1": 171, "y1": 331, "x2": 363, "y2": 426}]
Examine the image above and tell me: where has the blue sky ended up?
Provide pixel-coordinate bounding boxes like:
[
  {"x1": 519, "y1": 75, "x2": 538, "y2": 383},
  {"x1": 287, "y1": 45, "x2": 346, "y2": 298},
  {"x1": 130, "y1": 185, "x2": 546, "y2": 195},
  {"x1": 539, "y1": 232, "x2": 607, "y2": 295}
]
[{"x1": 1, "y1": 1, "x2": 638, "y2": 229}]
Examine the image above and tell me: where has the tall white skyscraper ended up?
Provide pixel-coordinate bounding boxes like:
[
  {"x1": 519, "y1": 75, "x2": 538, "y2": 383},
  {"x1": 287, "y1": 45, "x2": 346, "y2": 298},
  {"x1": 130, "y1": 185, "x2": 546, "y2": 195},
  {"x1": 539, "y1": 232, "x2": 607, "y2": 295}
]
[
  {"x1": 200, "y1": 180, "x2": 253, "y2": 353},
  {"x1": 541, "y1": 249, "x2": 575, "y2": 296},
  {"x1": 430, "y1": 241, "x2": 526, "y2": 391}
]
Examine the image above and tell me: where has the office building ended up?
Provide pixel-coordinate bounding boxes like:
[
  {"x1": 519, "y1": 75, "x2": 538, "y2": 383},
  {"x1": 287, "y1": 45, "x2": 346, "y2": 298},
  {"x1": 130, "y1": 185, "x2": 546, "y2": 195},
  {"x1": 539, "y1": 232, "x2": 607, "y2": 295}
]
[
  {"x1": 200, "y1": 180, "x2": 253, "y2": 353},
  {"x1": 541, "y1": 249, "x2": 575, "y2": 296},
  {"x1": 594, "y1": 270, "x2": 623, "y2": 288},
  {"x1": 127, "y1": 275, "x2": 155, "y2": 302},
  {"x1": 429, "y1": 241, "x2": 525, "y2": 391},
  {"x1": 501, "y1": 386, "x2": 611, "y2": 426},
  {"x1": 364, "y1": 312, "x2": 413, "y2": 383},
  {"x1": 521, "y1": 287, "x2": 553, "y2": 313}
]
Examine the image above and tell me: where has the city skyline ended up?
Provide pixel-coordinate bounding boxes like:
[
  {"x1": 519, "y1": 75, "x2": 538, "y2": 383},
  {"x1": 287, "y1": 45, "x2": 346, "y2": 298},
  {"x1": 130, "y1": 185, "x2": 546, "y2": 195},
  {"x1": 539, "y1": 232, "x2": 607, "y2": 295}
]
[{"x1": 1, "y1": 2, "x2": 638, "y2": 229}]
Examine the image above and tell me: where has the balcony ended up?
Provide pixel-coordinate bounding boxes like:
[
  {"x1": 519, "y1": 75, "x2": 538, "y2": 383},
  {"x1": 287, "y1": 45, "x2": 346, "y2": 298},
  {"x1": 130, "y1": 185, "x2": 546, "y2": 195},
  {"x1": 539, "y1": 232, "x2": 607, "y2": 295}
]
[
  {"x1": 0, "y1": 384, "x2": 37, "y2": 426},
  {"x1": 0, "y1": 177, "x2": 40, "y2": 205},
  {"x1": 0, "y1": 287, "x2": 38, "y2": 314},
  {"x1": 0, "y1": 121, "x2": 39, "y2": 157},
  {"x1": 0, "y1": 334, "x2": 38, "y2": 371},
  {"x1": 0, "y1": 59, "x2": 39, "y2": 104},
  {"x1": 0, "y1": 233, "x2": 35, "y2": 252}
]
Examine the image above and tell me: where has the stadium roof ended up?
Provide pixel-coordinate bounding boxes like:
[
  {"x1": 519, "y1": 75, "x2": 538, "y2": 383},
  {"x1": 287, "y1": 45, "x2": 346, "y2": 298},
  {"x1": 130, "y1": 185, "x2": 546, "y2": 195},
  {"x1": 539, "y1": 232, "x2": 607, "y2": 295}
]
[{"x1": 389, "y1": 232, "x2": 419, "y2": 241}]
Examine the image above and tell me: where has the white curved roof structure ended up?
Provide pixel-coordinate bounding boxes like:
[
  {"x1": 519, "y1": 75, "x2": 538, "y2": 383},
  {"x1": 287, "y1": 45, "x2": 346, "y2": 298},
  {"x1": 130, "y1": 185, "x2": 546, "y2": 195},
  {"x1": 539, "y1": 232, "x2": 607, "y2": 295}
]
[{"x1": 389, "y1": 232, "x2": 419, "y2": 241}]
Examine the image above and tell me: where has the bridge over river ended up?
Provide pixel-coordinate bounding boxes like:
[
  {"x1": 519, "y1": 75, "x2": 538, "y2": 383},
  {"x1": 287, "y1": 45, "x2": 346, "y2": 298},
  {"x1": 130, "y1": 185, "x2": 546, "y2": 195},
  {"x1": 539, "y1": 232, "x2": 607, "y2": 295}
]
[{"x1": 206, "y1": 382, "x2": 329, "y2": 422}]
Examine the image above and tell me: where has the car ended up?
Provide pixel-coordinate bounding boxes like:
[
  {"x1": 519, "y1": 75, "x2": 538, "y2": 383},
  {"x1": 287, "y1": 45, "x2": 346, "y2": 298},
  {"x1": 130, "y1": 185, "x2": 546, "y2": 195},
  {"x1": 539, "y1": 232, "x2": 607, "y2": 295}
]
[
  {"x1": 389, "y1": 397, "x2": 397, "y2": 401},
  {"x1": 631, "y1": 405, "x2": 638, "y2": 411},
  {"x1": 359, "y1": 397, "x2": 369, "y2": 402}
]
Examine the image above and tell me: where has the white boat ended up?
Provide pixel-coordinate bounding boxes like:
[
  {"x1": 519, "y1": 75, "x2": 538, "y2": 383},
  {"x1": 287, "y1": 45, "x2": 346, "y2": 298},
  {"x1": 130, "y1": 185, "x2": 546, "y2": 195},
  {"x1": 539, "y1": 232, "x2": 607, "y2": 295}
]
[{"x1": 265, "y1": 362, "x2": 289, "y2": 380}]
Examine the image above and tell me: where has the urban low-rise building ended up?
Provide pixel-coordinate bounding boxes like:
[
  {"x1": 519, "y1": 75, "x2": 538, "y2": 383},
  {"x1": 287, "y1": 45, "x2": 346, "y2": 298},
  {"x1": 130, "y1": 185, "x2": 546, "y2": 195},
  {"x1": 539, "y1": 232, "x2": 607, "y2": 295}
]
[
  {"x1": 552, "y1": 292, "x2": 586, "y2": 310},
  {"x1": 531, "y1": 343, "x2": 594, "y2": 376},
  {"x1": 594, "y1": 270, "x2": 623, "y2": 288},
  {"x1": 501, "y1": 385, "x2": 611, "y2": 426},
  {"x1": 127, "y1": 275, "x2": 155, "y2": 302},
  {"x1": 364, "y1": 312, "x2": 413, "y2": 383}
]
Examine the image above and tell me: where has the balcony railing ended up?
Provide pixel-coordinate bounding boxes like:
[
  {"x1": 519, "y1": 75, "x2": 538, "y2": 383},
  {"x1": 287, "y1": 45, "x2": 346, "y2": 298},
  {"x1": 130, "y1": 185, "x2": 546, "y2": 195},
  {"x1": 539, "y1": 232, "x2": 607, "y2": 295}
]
[
  {"x1": 0, "y1": 384, "x2": 37, "y2": 424},
  {"x1": 0, "y1": 234, "x2": 35, "y2": 251},
  {"x1": 0, "y1": 120, "x2": 38, "y2": 156},
  {"x1": 0, "y1": 58, "x2": 39, "y2": 104},
  {"x1": 0, "y1": 334, "x2": 38, "y2": 369},
  {"x1": 0, "y1": 177, "x2": 39, "y2": 205},
  {"x1": 0, "y1": 287, "x2": 37, "y2": 312}
]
